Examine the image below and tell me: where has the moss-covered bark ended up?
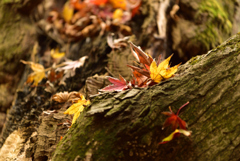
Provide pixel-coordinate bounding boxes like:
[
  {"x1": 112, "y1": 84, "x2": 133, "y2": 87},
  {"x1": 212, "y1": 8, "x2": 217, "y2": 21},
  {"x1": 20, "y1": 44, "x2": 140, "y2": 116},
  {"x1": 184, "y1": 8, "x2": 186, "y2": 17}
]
[{"x1": 53, "y1": 33, "x2": 240, "y2": 161}]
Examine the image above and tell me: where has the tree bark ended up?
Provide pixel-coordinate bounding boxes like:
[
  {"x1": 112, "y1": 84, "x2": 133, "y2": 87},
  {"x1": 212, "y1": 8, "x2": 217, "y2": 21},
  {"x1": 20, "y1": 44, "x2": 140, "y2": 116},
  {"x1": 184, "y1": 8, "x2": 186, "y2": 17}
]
[
  {"x1": 0, "y1": 0, "x2": 240, "y2": 161},
  {"x1": 52, "y1": 33, "x2": 240, "y2": 161}
]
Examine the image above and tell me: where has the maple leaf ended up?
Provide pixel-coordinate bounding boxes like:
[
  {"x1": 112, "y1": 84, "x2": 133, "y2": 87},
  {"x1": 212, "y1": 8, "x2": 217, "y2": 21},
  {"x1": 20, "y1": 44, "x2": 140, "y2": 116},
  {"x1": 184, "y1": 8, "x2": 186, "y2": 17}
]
[
  {"x1": 127, "y1": 64, "x2": 150, "y2": 78},
  {"x1": 132, "y1": 70, "x2": 148, "y2": 86},
  {"x1": 21, "y1": 60, "x2": 46, "y2": 86},
  {"x1": 150, "y1": 54, "x2": 180, "y2": 83},
  {"x1": 162, "y1": 102, "x2": 189, "y2": 130},
  {"x1": 64, "y1": 94, "x2": 90, "y2": 125},
  {"x1": 100, "y1": 74, "x2": 129, "y2": 91},
  {"x1": 129, "y1": 42, "x2": 153, "y2": 66},
  {"x1": 159, "y1": 129, "x2": 192, "y2": 144},
  {"x1": 57, "y1": 56, "x2": 88, "y2": 79}
]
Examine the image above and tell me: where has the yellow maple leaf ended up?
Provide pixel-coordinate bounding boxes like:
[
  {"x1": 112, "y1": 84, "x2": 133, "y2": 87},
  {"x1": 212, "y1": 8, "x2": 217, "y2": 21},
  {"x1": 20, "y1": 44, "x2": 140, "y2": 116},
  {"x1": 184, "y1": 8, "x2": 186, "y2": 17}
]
[
  {"x1": 62, "y1": 1, "x2": 74, "y2": 23},
  {"x1": 21, "y1": 60, "x2": 46, "y2": 86},
  {"x1": 64, "y1": 94, "x2": 90, "y2": 125},
  {"x1": 51, "y1": 48, "x2": 65, "y2": 59},
  {"x1": 150, "y1": 55, "x2": 180, "y2": 83}
]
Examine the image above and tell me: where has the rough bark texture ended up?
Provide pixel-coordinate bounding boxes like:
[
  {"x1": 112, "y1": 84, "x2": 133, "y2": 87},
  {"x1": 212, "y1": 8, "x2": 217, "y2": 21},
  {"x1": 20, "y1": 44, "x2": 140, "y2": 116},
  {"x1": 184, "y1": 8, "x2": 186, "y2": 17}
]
[
  {"x1": 0, "y1": 0, "x2": 39, "y2": 131},
  {"x1": 53, "y1": 33, "x2": 240, "y2": 161},
  {"x1": 0, "y1": 0, "x2": 240, "y2": 160}
]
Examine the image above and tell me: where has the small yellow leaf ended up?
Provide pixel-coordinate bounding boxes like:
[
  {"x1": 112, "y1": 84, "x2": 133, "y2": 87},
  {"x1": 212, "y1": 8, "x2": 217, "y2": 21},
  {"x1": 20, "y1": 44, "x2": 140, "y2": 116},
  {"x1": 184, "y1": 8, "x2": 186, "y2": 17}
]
[
  {"x1": 162, "y1": 129, "x2": 180, "y2": 143},
  {"x1": 159, "y1": 129, "x2": 191, "y2": 144},
  {"x1": 51, "y1": 48, "x2": 65, "y2": 59},
  {"x1": 113, "y1": 9, "x2": 123, "y2": 20},
  {"x1": 150, "y1": 55, "x2": 180, "y2": 83},
  {"x1": 21, "y1": 60, "x2": 46, "y2": 86},
  {"x1": 62, "y1": 1, "x2": 74, "y2": 23},
  {"x1": 64, "y1": 94, "x2": 90, "y2": 125}
]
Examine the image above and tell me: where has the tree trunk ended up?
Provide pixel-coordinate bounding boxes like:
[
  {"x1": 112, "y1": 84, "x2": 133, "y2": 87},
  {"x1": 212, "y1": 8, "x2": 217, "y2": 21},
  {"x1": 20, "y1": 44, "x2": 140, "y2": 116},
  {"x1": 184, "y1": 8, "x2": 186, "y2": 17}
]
[
  {"x1": 52, "y1": 33, "x2": 240, "y2": 161},
  {"x1": 0, "y1": 0, "x2": 240, "y2": 161}
]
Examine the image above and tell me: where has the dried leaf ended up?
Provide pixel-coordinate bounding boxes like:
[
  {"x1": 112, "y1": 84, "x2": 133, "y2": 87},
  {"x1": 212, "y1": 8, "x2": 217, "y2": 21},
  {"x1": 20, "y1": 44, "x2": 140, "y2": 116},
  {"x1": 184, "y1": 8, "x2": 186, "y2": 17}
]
[
  {"x1": 100, "y1": 74, "x2": 129, "y2": 91},
  {"x1": 62, "y1": 1, "x2": 74, "y2": 22},
  {"x1": 129, "y1": 42, "x2": 153, "y2": 66},
  {"x1": 132, "y1": 70, "x2": 148, "y2": 86},
  {"x1": 48, "y1": 69, "x2": 64, "y2": 82},
  {"x1": 127, "y1": 64, "x2": 150, "y2": 77},
  {"x1": 150, "y1": 55, "x2": 180, "y2": 83},
  {"x1": 64, "y1": 94, "x2": 90, "y2": 125},
  {"x1": 58, "y1": 56, "x2": 88, "y2": 78},
  {"x1": 159, "y1": 129, "x2": 191, "y2": 144},
  {"x1": 162, "y1": 102, "x2": 189, "y2": 130},
  {"x1": 21, "y1": 60, "x2": 46, "y2": 86},
  {"x1": 52, "y1": 91, "x2": 84, "y2": 103},
  {"x1": 107, "y1": 33, "x2": 129, "y2": 49}
]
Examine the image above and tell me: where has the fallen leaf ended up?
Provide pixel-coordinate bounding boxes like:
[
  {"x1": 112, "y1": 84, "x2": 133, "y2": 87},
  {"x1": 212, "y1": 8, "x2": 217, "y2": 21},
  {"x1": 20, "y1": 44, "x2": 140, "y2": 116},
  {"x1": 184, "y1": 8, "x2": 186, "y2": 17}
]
[
  {"x1": 70, "y1": 0, "x2": 87, "y2": 10},
  {"x1": 100, "y1": 74, "x2": 129, "y2": 91},
  {"x1": 127, "y1": 64, "x2": 150, "y2": 78},
  {"x1": 129, "y1": 42, "x2": 153, "y2": 66},
  {"x1": 50, "y1": 48, "x2": 65, "y2": 59},
  {"x1": 89, "y1": 0, "x2": 108, "y2": 5},
  {"x1": 64, "y1": 94, "x2": 90, "y2": 125},
  {"x1": 162, "y1": 102, "x2": 189, "y2": 130},
  {"x1": 159, "y1": 129, "x2": 191, "y2": 144},
  {"x1": 62, "y1": 1, "x2": 74, "y2": 23},
  {"x1": 58, "y1": 56, "x2": 88, "y2": 78},
  {"x1": 48, "y1": 69, "x2": 64, "y2": 82},
  {"x1": 107, "y1": 33, "x2": 129, "y2": 49},
  {"x1": 21, "y1": 60, "x2": 46, "y2": 86},
  {"x1": 150, "y1": 54, "x2": 180, "y2": 83},
  {"x1": 52, "y1": 91, "x2": 84, "y2": 103},
  {"x1": 132, "y1": 69, "x2": 148, "y2": 86},
  {"x1": 109, "y1": 0, "x2": 126, "y2": 10},
  {"x1": 113, "y1": 8, "x2": 124, "y2": 20}
]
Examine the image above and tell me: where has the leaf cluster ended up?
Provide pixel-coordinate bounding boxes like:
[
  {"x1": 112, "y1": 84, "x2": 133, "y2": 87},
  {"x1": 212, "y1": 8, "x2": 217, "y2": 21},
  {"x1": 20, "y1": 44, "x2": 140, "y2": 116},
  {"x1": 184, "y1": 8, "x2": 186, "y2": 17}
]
[
  {"x1": 45, "y1": 0, "x2": 141, "y2": 43},
  {"x1": 100, "y1": 42, "x2": 180, "y2": 91}
]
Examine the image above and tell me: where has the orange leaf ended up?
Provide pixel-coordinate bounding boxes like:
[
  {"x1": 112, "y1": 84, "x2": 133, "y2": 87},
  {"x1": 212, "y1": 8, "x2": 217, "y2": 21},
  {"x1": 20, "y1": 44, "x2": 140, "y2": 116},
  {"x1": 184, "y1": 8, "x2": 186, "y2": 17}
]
[
  {"x1": 89, "y1": 0, "x2": 108, "y2": 5},
  {"x1": 109, "y1": 0, "x2": 126, "y2": 10}
]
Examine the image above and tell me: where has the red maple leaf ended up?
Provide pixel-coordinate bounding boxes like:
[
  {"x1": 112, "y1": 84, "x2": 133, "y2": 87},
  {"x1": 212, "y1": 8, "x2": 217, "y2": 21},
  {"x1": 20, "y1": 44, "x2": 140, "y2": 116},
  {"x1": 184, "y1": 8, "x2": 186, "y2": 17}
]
[
  {"x1": 100, "y1": 74, "x2": 129, "y2": 91},
  {"x1": 162, "y1": 102, "x2": 189, "y2": 130}
]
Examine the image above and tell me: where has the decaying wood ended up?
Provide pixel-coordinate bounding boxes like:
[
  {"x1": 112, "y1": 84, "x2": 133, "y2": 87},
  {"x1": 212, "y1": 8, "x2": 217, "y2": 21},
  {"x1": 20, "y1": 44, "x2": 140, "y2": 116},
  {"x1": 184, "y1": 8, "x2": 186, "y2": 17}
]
[{"x1": 52, "y1": 34, "x2": 240, "y2": 161}]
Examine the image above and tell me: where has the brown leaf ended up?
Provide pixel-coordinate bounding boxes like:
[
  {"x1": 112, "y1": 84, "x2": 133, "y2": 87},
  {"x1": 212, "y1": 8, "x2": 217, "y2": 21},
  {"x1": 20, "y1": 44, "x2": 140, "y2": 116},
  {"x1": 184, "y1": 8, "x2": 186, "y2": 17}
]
[
  {"x1": 52, "y1": 91, "x2": 85, "y2": 103},
  {"x1": 107, "y1": 33, "x2": 130, "y2": 49},
  {"x1": 129, "y1": 42, "x2": 153, "y2": 66}
]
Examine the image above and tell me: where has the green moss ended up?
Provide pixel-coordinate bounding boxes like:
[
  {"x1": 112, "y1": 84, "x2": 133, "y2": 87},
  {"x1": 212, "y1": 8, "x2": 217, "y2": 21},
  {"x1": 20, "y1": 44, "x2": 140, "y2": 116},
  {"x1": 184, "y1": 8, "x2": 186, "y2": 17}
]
[
  {"x1": 189, "y1": 56, "x2": 202, "y2": 65},
  {"x1": 195, "y1": 0, "x2": 232, "y2": 51}
]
